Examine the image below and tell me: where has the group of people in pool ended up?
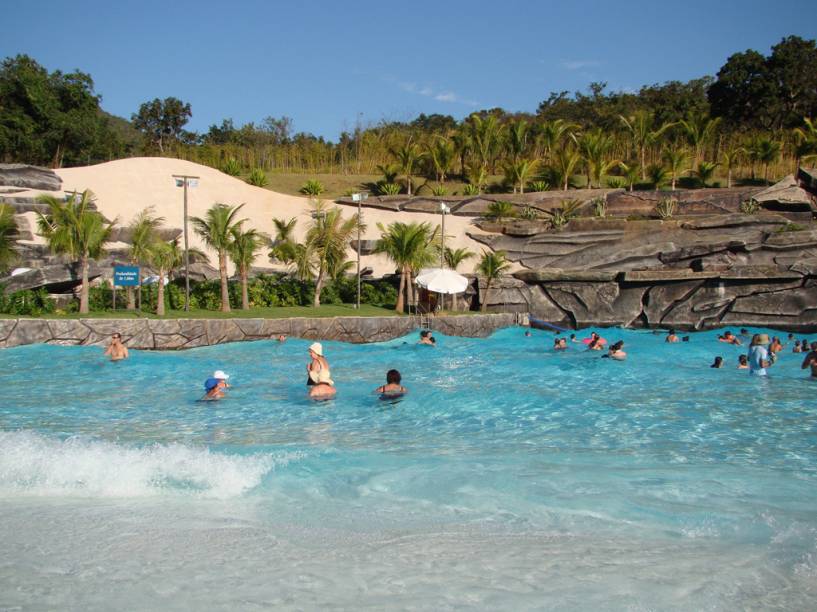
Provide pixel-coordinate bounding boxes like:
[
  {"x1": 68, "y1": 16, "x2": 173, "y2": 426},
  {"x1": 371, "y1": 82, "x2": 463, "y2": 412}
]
[
  {"x1": 710, "y1": 329, "x2": 817, "y2": 377},
  {"x1": 545, "y1": 330, "x2": 627, "y2": 360}
]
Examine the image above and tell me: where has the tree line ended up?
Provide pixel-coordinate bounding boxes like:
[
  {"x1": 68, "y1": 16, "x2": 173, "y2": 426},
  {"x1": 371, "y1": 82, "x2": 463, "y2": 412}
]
[
  {"x1": 0, "y1": 194, "x2": 507, "y2": 314},
  {"x1": 1, "y1": 36, "x2": 816, "y2": 192}
]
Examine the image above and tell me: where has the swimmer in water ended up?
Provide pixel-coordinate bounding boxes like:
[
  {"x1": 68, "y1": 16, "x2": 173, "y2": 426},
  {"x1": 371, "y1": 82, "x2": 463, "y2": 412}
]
[
  {"x1": 554, "y1": 337, "x2": 567, "y2": 351},
  {"x1": 607, "y1": 340, "x2": 627, "y2": 360},
  {"x1": 307, "y1": 342, "x2": 336, "y2": 399},
  {"x1": 737, "y1": 354, "x2": 749, "y2": 369},
  {"x1": 710, "y1": 356, "x2": 724, "y2": 368},
  {"x1": 202, "y1": 370, "x2": 230, "y2": 400},
  {"x1": 801, "y1": 341, "x2": 817, "y2": 379},
  {"x1": 104, "y1": 333, "x2": 129, "y2": 361},
  {"x1": 665, "y1": 329, "x2": 679, "y2": 343},
  {"x1": 376, "y1": 369, "x2": 407, "y2": 398},
  {"x1": 718, "y1": 331, "x2": 742, "y2": 346}
]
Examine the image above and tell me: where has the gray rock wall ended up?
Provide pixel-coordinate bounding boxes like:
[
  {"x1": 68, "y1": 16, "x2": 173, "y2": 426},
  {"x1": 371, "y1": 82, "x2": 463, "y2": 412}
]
[{"x1": 0, "y1": 313, "x2": 522, "y2": 350}]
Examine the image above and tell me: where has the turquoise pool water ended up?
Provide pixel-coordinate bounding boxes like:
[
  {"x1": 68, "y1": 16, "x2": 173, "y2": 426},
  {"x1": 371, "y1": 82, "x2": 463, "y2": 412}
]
[{"x1": 1, "y1": 327, "x2": 816, "y2": 610}]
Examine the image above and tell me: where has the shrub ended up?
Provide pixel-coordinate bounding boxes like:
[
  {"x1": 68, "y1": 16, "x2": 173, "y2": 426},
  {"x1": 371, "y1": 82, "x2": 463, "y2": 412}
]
[
  {"x1": 378, "y1": 182, "x2": 401, "y2": 196},
  {"x1": 222, "y1": 158, "x2": 242, "y2": 176},
  {"x1": 543, "y1": 199, "x2": 582, "y2": 231},
  {"x1": 655, "y1": 197, "x2": 677, "y2": 219},
  {"x1": 300, "y1": 179, "x2": 325, "y2": 196},
  {"x1": 462, "y1": 184, "x2": 480, "y2": 196},
  {"x1": 606, "y1": 176, "x2": 627, "y2": 189},
  {"x1": 485, "y1": 200, "x2": 517, "y2": 221},
  {"x1": 591, "y1": 196, "x2": 607, "y2": 218},
  {"x1": 246, "y1": 168, "x2": 268, "y2": 187},
  {"x1": 519, "y1": 205, "x2": 540, "y2": 220},
  {"x1": 0, "y1": 287, "x2": 56, "y2": 316},
  {"x1": 777, "y1": 223, "x2": 806, "y2": 233},
  {"x1": 528, "y1": 180, "x2": 548, "y2": 192},
  {"x1": 740, "y1": 198, "x2": 760, "y2": 214},
  {"x1": 431, "y1": 184, "x2": 448, "y2": 196}
]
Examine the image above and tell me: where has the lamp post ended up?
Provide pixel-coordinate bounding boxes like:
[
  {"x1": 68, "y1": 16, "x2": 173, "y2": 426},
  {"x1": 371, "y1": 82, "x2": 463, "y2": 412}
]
[
  {"x1": 351, "y1": 192, "x2": 368, "y2": 309},
  {"x1": 172, "y1": 174, "x2": 199, "y2": 311},
  {"x1": 439, "y1": 202, "x2": 450, "y2": 268}
]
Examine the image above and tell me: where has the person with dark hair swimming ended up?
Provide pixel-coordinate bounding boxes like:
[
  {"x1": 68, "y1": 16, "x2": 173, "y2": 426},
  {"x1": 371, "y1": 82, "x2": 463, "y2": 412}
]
[
  {"x1": 802, "y1": 341, "x2": 817, "y2": 379},
  {"x1": 737, "y1": 354, "x2": 749, "y2": 369},
  {"x1": 710, "y1": 356, "x2": 724, "y2": 369},
  {"x1": 605, "y1": 340, "x2": 626, "y2": 360},
  {"x1": 554, "y1": 337, "x2": 567, "y2": 351},
  {"x1": 666, "y1": 329, "x2": 679, "y2": 343},
  {"x1": 718, "y1": 331, "x2": 742, "y2": 346},
  {"x1": 376, "y1": 369, "x2": 407, "y2": 398},
  {"x1": 104, "y1": 333, "x2": 129, "y2": 361}
]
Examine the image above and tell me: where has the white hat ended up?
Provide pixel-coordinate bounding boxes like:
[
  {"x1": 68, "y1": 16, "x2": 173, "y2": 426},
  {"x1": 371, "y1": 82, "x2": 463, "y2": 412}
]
[
  {"x1": 308, "y1": 342, "x2": 323, "y2": 356},
  {"x1": 213, "y1": 370, "x2": 230, "y2": 380}
]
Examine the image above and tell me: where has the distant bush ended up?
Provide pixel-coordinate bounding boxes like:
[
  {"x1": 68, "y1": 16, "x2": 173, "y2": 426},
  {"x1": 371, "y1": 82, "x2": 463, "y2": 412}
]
[
  {"x1": 519, "y1": 205, "x2": 540, "y2": 220},
  {"x1": 378, "y1": 182, "x2": 401, "y2": 196},
  {"x1": 222, "y1": 158, "x2": 242, "y2": 176},
  {"x1": 740, "y1": 198, "x2": 760, "y2": 214},
  {"x1": 431, "y1": 184, "x2": 448, "y2": 196},
  {"x1": 246, "y1": 168, "x2": 268, "y2": 187},
  {"x1": 462, "y1": 184, "x2": 480, "y2": 196},
  {"x1": 528, "y1": 180, "x2": 548, "y2": 192},
  {"x1": 485, "y1": 200, "x2": 517, "y2": 221},
  {"x1": 300, "y1": 179, "x2": 325, "y2": 196},
  {"x1": 655, "y1": 197, "x2": 677, "y2": 219}
]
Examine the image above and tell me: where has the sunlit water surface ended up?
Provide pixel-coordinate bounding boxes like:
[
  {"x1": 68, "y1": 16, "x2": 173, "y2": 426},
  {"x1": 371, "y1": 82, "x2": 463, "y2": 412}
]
[{"x1": 1, "y1": 326, "x2": 816, "y2": 610}]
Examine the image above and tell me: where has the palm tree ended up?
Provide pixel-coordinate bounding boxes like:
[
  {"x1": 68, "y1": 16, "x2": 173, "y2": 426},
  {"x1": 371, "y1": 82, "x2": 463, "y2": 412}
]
[
  {"x1": 269, "y1": 217, "x2": 298, "y2": 267},
  {"x1": 230, "y1": 225, "x2": 267, "y2": 310},
  {"x1": 536, "y1": 119, "x2": 577, "y2": 166},
  {"x1": 551, "y1": 146, "x2": 582, "y2": 190},
  {"x1": 36, "y1": 190, "x2": 114, "y2": 314},
  {"x1": 126, "y1": 207, "x2": 164, "y2": 309},
  {"x1": 427, "y1": 137, "x2": 455, "y2": 184},
  {"x1": 506, "y1": 120, "x2": 530, "y2": 162},
  {"x1": 661, "y1": 148, "x2": 688, "y2": 190},
  {"x1": 619, "y1": 111, "x2": 675, "y2": 180},
  {"x1": 485, "y1": 200, "x2": 517, "y2": 221},
  {"x1": 503, "y1": 158, "x2": 539, "y2": 194},
  {"x1": 476, "y1": 250, "x2": 510, "y2": 312},
  {"x1": 191, "y1": 203, "x2": 247, "y2": 312},
  {"x1": 374, "y1": 221, "x2": 437, "y2": 312},
  {"x1": 305, "y1": 201, "x2": 358, "y2": 307},
  {"x1": 577, "y1": 129, "x2": 618, "y2": 188},
  {"x1": 693, "y1": 161, "x2": 719, "y2": 188},
  {"x1": 391, "y1": 139, "x2": 423, "y2": 196},
  {"x1": 721, "y1": 145, "x2": 745, "y2": 188},
  {"x1": 146, "y1": 238, "x2": 182, "y2": 317},
  {"x1": 451, "y1": 128, "x2": 472, "y2": 178},
  {"x1": 647, "y1": 164, "x2": 669, "y2": 190},
  {"x1": 294, "y1": 242, "x2": 314, "y2": 281},
  {"x1": 444, "y1": 246, "x2": 475, "y2": 270},
  {"x1": 468, "y1": 113, "x2": 500, "y2": 176},
  {"x1": 752, "y1": 138, "x2": 782, "y2": 184},
  {"x1": 793, "y1": 117, "x2": 817, "y2": 169},
  {"x1": 300, "y1": 179, "x2": 325, "y2": 197},
  {"x1": 0, "y1": 203, "x2": 19, "y2": 274},
  {"x1": 679, "y1": 113, "x2": 721, "y2": 167},
  {"x1": 617, "y1": 161, "x2": 641, "y2": 192}
]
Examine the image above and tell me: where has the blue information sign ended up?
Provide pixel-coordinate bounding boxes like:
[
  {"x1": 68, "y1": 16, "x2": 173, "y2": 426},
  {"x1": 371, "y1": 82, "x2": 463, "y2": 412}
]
[{"x1": 113, "y1": 266, "x2": 140, "y2": 287}]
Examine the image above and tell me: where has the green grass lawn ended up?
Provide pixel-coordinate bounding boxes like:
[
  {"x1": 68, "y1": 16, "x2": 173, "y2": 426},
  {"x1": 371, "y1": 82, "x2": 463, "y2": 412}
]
[{"x1": 0, "y1": 304, "x2": 402, "y2": 320}]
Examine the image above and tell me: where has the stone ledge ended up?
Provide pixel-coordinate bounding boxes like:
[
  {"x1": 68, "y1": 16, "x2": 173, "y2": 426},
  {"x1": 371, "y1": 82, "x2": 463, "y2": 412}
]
[{"x1": 0, "y1": 313, "x2": 522, "y2": 350}]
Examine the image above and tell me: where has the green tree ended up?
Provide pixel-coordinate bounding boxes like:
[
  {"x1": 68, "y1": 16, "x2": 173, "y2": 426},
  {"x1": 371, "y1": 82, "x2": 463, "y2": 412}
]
[
  {"x1": 752, "y1": 137, "x2": 782, "y2": 184},
  {"x1": 693, "y1": 161, "x2": 719, "y2": 187},
  {"x1": 536, "y1": 119, "x2": 577, "y2": 165},
  {"x1": 503, "y1": 158, "x2": 539, "y2": 193},
  {"x1": 131, "y1": 97, "x2": 192, "y2": 154},
  {"x1": 443, "y1": 246, "x2": 475, "y2": 271},
  {"x1": 36, "y1": 190, "x2": 114, "y2": 314},
  {"x1": 300, "y1": 179, "x2": 325, "y2": 197},
  {"x1": 374, "y1": 221, "x2": 437, "y2": 312},
  {"x1": 269, "y1": 217, "x2": 298, "y2": 267},
  {"x1": 0, "y1": 203, "x2": 18, "y2": 273},
  {"x1": 793, "y1": 117, "x2": 817, "y2": 167},
  {"x1": 391, "y1": 139, "x2": 423, "y2": 196},
  {"x1": 191, "y1": 203, "x2": 246, "y2": 312},
  {"x1": 617, "y1": 161, "x2": 641, "y2": 192},
  {"x1": 485, "y1": 200, "x2": 517, "y2": 221},
  {"x1": 721, "y1": 145, "x2": 745, "y2": 188},
  {"x1": 427, "y1": 137, "x2": 455, "y2": 183},
  {"x1": 305, "y1": 202, "x2": 358, "y2": 307},
  {"x1": 146, "y1": 238, "x2": 182, "y2": 316},
  {"x1": 661, "y1": 148, "x2": 688, "y2": 190},
  {"x1": 551, "y1": 146, "x2": 582, "y2": 190},
  {"x1": 476, "y1": 250, "x2": 510, "y2": 312},
  {"x1": 126, "y1": 207, "x2": 165, "y2": 309},
  {"x1": 229, "y1": 225, "x2": 266, "y2": 310},
  {"x1": 619, "y1": 111, "x2": 675, "y2": 180},
  {"x1": 678, "y1": 112, "x2": 721, "y2": 166}
]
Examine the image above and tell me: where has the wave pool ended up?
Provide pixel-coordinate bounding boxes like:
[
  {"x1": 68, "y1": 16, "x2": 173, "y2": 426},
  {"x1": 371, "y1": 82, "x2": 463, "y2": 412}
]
[{"x1": 1, "y1": 326, "x2": 816, "y2": 610}]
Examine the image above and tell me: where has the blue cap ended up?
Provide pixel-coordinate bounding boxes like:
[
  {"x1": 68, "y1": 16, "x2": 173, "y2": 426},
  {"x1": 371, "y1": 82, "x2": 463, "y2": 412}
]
[{"x1": 204, "y1": 377, "x2": 219, "y2": 391}]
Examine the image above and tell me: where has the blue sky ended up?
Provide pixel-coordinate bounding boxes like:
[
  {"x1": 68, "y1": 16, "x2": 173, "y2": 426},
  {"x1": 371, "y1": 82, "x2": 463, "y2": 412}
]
[{"x1": 2, "y1": 0, "x2": 815, "y2": 140}]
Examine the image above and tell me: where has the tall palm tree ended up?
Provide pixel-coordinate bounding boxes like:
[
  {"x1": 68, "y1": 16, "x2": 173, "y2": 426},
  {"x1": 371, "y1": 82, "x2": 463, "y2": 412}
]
[
  {"x1": 577, "y1": 129, "x2": 616, "y2": 188},
  {"x1": 36, "y1": 190, "x2": 115, "y2": 314},
  {"x1": 551, "y1": 146, "x2": 582, "y2": 190},
  {"x1": 191, "y1": 202, "x2": 246, "y2": 312},
  {"x1": 661, "y1": 148, "x2": 688, "y2": 190},
  {"x1": 752, "y1": 138, "x2": 782, "y2": 184},
  {"x1": 269, "y1": 217, "x2": 298, "y2": 268},
  {"x1": 721, "y1": 145, "x2": 745, "y2": 188},
  {"x1": 374, "y1": 221, "x2": 438, "y2": 312},
  {"x1": 230, "y1": 225, "x2": 267, "y2": 310},
  {"x1": 679, "y1": 113, "x2": 721, "y2": 167},
  {"x1": 536, "y1": 119, "x2": 577, "y2": 166},
  {"x1": 126, "y1": 207, "x2": 165, "y2": 309},
  {"x1": 305, "y1": 201, "x2": 358, "y2": 307},
  {"x1": 391, "y1": 139, "x2": 423, "y2": 196},
  {"x1": 619, "y1": 111, "x2": 675, "y2": 180},
  {"x1": 503, "y1": 158, "x2": 539, "y2": 194},
  {"x1": 427, "y1": 137, "x2": 455, "y2": 184},
  {"x1": 506, "y1": 120, "x2": 530, "y2": 162},
  {"x1": 451, "y1": 127, "x2": 472, "y2": 179},
  {"x1": 468, "y1": 113, "x2": 500, "y2": 176},
  {"x1": 146, "y1": 238, "x2": 182, "y2": 317},
  {"x1": 0, "y1": 203, "x2": 19, "y2": 274},
  {"x1": 476, "y1": 250, "x2": 510, "y2": 312}
]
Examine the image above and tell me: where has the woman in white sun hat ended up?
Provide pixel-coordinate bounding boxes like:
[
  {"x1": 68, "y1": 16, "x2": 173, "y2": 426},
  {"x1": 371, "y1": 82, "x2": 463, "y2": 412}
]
[{"x1": 306, "y1": 342, "x2": 336, "y2": 399}]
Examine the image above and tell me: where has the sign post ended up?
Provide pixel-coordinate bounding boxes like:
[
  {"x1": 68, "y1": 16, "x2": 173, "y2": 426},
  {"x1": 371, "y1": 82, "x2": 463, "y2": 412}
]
[{"x1": 113, "y1": 266, "x2": 140, "y2": 311}]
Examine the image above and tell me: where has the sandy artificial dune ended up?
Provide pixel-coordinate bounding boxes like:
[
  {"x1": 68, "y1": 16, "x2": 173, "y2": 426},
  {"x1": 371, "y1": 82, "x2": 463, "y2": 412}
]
[{"x1": 55, "y1": 158, "x2": 496, "y2": 277}]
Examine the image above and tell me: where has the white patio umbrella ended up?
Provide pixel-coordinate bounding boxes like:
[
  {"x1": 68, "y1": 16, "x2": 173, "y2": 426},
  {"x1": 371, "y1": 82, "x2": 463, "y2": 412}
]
[{"x1": 415, "y1": 268, "x2": 469, "y2": 294}]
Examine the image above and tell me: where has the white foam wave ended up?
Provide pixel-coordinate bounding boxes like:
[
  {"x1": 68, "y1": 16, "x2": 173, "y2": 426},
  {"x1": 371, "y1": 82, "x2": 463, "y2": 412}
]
[{"x1": 0, "y1": 431, "x2": 295, "y2": 499}]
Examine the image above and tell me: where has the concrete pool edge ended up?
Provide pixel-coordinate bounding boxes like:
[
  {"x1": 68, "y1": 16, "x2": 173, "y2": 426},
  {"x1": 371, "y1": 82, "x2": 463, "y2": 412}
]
[{"x1": 0, "y1": 313, "x2": 526, "y2": 349}]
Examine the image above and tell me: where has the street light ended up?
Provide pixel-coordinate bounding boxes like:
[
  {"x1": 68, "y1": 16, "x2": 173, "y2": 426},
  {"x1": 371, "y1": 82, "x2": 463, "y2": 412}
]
[
  {"x1": 172, "y1": 174, "x2": 199, "y2": 312},
  {"x1": 351, "y1": 192, "x2": 368, "y2": 309},
  {"x1": 439, "y1": 202, "x2": 450, "y2": 269}
]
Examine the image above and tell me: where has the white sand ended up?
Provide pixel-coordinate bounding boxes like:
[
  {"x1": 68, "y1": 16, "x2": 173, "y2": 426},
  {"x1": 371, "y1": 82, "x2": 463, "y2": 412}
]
[{"x1": 54, "y1": 158, "x2": 497, "y2": 276}]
